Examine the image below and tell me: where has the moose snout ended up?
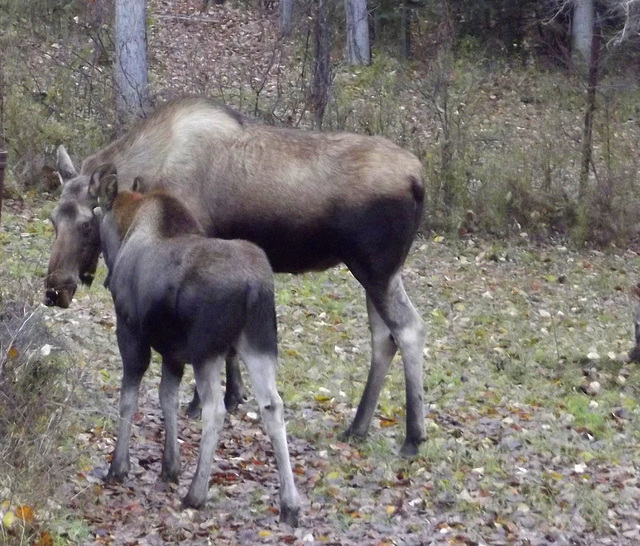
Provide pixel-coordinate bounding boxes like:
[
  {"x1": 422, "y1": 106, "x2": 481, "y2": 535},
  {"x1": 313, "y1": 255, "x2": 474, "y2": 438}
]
[{"x1": 43, "y1": 280, "x2": 76, "y2": 308}]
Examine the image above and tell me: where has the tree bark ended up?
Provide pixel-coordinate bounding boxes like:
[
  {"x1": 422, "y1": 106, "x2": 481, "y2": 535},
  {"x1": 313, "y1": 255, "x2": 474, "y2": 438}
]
[
  {"x1": 401, "y1": 0, "x2": 412, "y2": 58},
  {"x1": 280, "y1": 0, "x2": 294, "y2": 37},
  {"x1": 312, "y1": 0, "x2": 333, "y2": 130},
  {"x1": 578, "y1": 24, "x2": 601, "y2": 202},
  {"x1": 115, "y1": 0, "x2": 148, "y2": 124},
  {"x1": 572, "y1": 0, "x2": 594, "y2": 70},
  {"x1": 345, "y1": 0, "x2": 370, "y2": 64}
]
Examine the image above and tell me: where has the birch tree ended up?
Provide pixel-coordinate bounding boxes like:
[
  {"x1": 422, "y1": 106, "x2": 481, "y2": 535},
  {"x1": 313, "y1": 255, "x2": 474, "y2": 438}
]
[
  {"x1": 345, "y1": 0, "x2": 370, "y2": 64},
  {"x1": 114, "y1": 0, "x2": 148, "y2": 123},
  {"x1": 281, "y1": 0, "x2": 294, "y2": 36},
  {"x1": 572, "y1": 0, "x2": 595, "y2": 68}
]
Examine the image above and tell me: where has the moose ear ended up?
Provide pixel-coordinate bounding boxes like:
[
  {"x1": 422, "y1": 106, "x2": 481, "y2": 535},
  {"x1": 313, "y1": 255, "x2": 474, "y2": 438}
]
[
  {"x1": 132, "y1": 176, "x2": 147, "y2": 193},
  {"x1": 88, "y1": 163, "x2": 117, "y2": 204},
  {"x1": 56, "y1": 145, "x2": 77, "y2": 184},
  {"x1": 99, "y1": 174, "x2": 118, "y2": 211}
]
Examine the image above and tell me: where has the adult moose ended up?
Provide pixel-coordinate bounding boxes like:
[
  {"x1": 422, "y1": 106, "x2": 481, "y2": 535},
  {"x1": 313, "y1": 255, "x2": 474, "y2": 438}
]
[
  {"x1": 44, "y1": 96, "x2": 426, "y2": 455},
  {"x1": 92, "y1": 168, "x2": 300, "y2": 523}
]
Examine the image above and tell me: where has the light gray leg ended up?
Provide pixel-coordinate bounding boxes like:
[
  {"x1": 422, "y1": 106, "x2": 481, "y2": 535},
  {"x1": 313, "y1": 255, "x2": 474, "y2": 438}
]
[
  {"x1": 160, "y1": 358, "x2": 184, "y2": 483},
  {"x1": 238, "y1": 340, "x2": 300, "y2": 527},
  {"x1": 185, "y1": 350, "x2": 246, "y2": 417},
  {"x1": 182, "y1": 357, "x2": 226, "y2": 509},
  {"x1": 342, "y1": 295, "x2": 398, "y2": 440},
  {"x1": 107, "y1": 326, "x2": 150, "y2": 482},
  {"x1": 378, "y1": 273, "x2": 426, "y2": 456}
]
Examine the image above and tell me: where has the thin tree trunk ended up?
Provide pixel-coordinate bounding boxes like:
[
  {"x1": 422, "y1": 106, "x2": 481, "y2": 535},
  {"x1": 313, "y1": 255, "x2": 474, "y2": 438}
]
[
  {"x1": 312, "y1": 0, "x2": 332, "y2": 130},
  {"x1": 280, "y1": 0, "x2": 294, "y2": 37},
  {"x1": 345, "y1": 0, "x2": 370, "y2": 65},
  {"x1": 401, "y1": 0, "x2": 411, "y2": 58},
  {"x1": 578, "y1": 25, "x2": 601, "y2": 202},
  {"x1": 572, "y1": 0, "x2": 594, "y2": 71},
  {"x1": 115, "y1": 0, "x2": 148, "y2": 124}
]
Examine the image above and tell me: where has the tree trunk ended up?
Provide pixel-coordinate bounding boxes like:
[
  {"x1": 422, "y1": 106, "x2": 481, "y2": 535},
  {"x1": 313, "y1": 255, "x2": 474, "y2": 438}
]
[
  {"x1": 280, "y1": 0, "x2": 294, "y2": 37},
  {"x1": 401, "y1": 0, "x2": 411, "y2": 58},
  {"x1": 578, "y1": 24, "x2": 601, "y2": 202},
  {"x1": 312, "y1": 0, "x2": 333, "y2": 130},
  {"x1": 345, "y1": 0, "x2": 370, "y2": 65},
  {"x1": 115, "y1": 0, "x2": 148, "y2": 125},
  {"x1": 572, "y1": 0, "x2": 594, "y2": 70}
]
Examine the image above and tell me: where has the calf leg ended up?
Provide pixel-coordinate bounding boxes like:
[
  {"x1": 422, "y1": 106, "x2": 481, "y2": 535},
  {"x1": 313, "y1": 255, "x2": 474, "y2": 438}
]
[
  {"x1": 159, "y1": 358, "x2": 184, "y2": 483},
  {"x1": 238, "y1": 341, "x2": 300, "y2": 527},
  {"x1": 185, "y1": 351, "x2": 246, "y2": 417},
  {"x1": 107, "y1": 326, "x2": 151, "y2": 482},
  {"x1": 342, "y1": 296, "x2": 398, "y2": 441},
  {"x1": 224, "y1": 350, "x2": 247, "y2": 411},
  {"x1": 182, "y1": 357, "x2": 226, "y2": 509}
]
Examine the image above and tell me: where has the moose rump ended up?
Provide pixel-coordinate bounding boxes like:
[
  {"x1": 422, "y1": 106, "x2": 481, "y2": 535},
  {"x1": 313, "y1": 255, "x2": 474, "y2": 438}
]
[{"x1": 93, "y1": 167, "x2": 299, "y2": 525}]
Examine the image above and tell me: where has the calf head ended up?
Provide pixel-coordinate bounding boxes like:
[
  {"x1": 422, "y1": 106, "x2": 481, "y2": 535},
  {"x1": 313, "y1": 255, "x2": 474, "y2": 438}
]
[
  {"x1": 44, "y1": 148, "x2": 109, "y2": 308},
  {"x1": 90, "y1": 168, "x2": 144, "y2": 277}
]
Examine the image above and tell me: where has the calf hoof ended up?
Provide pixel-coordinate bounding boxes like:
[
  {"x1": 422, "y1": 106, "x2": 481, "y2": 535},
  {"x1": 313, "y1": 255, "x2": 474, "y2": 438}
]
[
  {"x1": 181, "y1": 493, "x2": 205, "y2": 510},
  {"x1": 185, "y1": 398, "x2": 202, "y2": 420},
  {"x1": 224, "y1": 385, "x2": 247, "y2": 413},
  {"x1": 280, "y1": 504, "x2": 300, "y2": 528},
  {"x1": 161, "y1": 468, "x2": 180, "y2": 484},
  {"x1": 105, "y1": 466, "x2": 128, "y2": 484}
]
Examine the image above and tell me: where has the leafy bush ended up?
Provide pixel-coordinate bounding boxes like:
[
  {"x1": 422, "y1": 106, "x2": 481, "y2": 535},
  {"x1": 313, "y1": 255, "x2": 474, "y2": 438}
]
[{"x1": 0, "y1": 291, "x2": 76, "y2": 544}]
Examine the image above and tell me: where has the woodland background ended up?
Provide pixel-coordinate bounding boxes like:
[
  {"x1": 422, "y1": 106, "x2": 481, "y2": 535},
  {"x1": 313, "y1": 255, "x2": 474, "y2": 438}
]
[{"x1": 1, "y1": 1, "x2": 640, "y2": 544}]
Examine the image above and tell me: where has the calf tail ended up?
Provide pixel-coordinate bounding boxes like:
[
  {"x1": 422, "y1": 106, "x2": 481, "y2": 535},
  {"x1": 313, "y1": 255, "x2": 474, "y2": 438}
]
[{"x1": 243, "y1": 282, "x2": 278, "y2": 357}]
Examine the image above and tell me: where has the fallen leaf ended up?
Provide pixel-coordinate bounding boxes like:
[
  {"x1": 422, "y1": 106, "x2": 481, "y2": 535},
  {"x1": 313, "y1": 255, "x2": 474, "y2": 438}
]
[{"x1": 16, "y1": 505, "x2": 34, "y2": 522}]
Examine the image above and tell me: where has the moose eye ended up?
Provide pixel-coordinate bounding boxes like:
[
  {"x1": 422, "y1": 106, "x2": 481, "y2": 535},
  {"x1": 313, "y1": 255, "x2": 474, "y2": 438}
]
[{"x1": 81, "y1": 220, "x2": 94, "y2": 235}]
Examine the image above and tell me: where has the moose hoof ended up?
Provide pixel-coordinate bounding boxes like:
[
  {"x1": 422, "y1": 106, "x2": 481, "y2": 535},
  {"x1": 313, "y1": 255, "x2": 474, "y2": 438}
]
[
  {"x1": 185, "y1": 398, "x2": 202, "y2": 420},
  {"x1": 161, "y1": 468, "x2": 180, "y2": 484},
  {"x1": 105, "y1": 467, "x2": 128, "y2": 484},
  {"x1": 224, "y1": 386, "x2": 247, "y2": 413},
  {"x1": 280, "y1": 504, "x2": 300, "y2": 528},
  {"x1": 181, "y1": 493, "x2": 205, "y2": 510},
  {"x1": 340, "y1": 426, "x2": 367, "y2": 443},
  {"x1": 399, "y1": 437, "x2": 424, "y2": 458}
]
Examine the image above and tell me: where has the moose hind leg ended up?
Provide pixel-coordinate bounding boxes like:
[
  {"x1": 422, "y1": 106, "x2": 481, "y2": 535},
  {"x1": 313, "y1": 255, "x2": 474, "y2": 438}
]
[
  {"x1": 185, "y1": 351, "x2": 246, "y2": 417},
  {"x1": 159, "y1": 358, "x2": 184, "y2": 483},
  {"x1": 365, "y1": 273, "x2": 426, "y2": 456},
  {"x1": 182, "y1": 357, "x2": 226, "y2": 509},
  {"x1": 343, "y1": 296, "x2": 398, "y2": 441},
  {"x1": 224, "y1": 350, "x2": 247, "y2": 412},
  {"x1": 238, "y1": 341, "x2": 300, "y2": 527}
]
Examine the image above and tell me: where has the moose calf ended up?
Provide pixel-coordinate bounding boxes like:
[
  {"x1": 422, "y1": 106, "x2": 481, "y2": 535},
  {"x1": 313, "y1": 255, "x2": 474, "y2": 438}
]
[{"x1": 91, "y1": 165, "x2": 300, "y2": 525}]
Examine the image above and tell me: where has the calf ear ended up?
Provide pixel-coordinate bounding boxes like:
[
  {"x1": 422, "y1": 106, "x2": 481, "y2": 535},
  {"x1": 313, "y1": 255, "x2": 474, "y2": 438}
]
[
  {"x1": 88, "y1": 164, "x2": 118, "y2": 204},
  {"x1": 99, "y1": 174, "x2": 119, "y2": 211},
  {"x1": 56, "y1": 145, "x2": 77, "y2": 183},
  {"x1": 132, "y1": 176, "x2": 147, "y2": 193}
]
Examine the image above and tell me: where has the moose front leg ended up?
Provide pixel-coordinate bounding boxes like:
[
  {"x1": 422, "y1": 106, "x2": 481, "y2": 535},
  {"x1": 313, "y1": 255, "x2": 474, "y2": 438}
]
[
  {"x1": 107, "y1": 325, "x2": 151, "y2": 482},
  {"x1": 342, "y1": 296, "x2": 397, "y2": 442}
]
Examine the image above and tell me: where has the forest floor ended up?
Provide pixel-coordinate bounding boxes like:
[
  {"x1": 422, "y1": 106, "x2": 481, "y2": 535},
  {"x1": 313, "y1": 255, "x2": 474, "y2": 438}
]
[
  {"x1": 2, "y1": 1, "x2": 640, "y2": 545},
  {"x1": 2, "y1": 195, "x2": 640, "y2": 545}
]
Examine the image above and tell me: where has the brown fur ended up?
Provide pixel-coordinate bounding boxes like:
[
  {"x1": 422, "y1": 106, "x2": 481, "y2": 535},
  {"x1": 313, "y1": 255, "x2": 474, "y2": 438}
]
[{"x1": 114, "y1": 190, "x2": 204, "y2": 241}]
